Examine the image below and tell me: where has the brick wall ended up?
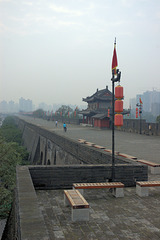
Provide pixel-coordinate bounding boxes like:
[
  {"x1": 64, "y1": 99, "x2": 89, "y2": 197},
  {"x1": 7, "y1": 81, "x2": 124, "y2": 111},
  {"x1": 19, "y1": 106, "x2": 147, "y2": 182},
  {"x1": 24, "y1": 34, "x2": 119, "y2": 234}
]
[
  {"x1": 15, "y1": 166, "x2": 49, "y2": 240},
  {"x1": 121, "y1": 119, "x2": 160, "y2": 136},
  {"x1": 17, "y1": 118, "x2": 129, "y2": 165},
  {"x1": 29, "y1": 164, "x2": 148, "y2": 188}
]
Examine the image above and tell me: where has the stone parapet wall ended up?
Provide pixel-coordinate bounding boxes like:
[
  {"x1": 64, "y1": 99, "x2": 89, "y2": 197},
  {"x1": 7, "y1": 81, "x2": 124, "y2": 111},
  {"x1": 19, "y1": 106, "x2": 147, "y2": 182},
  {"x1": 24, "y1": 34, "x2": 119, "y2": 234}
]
[
  {"x1": 53, "y1": 116, "x2": 82, "y2": 125},
  {"x1": 14, "y1": 117, "x2": 25, "y2": 132},
  {"x1": 120, "y1": 119, "x2": 160, "y2": 136},
  {"x1": 29, "y1": 164, "x2": 148, "y2": 188},
  {"x1": 16, "y1": 117, "x2": 130, "y2": 165},
  {"x1": 15, "y1": 166, "x2": 50, "y2": 240}
]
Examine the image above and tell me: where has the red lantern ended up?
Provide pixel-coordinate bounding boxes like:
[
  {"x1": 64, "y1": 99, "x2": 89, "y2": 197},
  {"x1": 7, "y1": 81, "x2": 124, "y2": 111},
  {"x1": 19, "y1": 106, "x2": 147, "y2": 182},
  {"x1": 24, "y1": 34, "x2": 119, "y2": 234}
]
[
  {"x1": 136, "y1": 108, "x2": 138, "y2": 118},
  {"x1": 108, "y1": 109, "x2": 110, "y2": 117},
  {"x1": 115, "y1": 100, "x2": 123, "y2": 113},
  {"x1": 115, "y1": 114, "x2": 123, "y2": 126},
  {"x1": 114, "y1": 85, "x2": 124, "y2": 126},
  {"x1": 115, "y1": 85, "x2": 123, "y2": 99}
]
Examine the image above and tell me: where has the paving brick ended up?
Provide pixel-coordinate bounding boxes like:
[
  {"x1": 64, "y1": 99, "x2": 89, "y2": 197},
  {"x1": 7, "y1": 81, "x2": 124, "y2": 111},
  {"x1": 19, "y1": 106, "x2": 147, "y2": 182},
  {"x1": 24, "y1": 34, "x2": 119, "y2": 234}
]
[{"x1": 35, "y1": 172, "x2": 160, "y2": 240}]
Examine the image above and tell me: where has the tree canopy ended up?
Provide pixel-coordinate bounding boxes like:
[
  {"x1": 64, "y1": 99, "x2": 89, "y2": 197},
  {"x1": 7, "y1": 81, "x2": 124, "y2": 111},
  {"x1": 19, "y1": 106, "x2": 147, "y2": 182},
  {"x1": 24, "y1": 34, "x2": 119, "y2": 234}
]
[
  {"x1": 156, "y1": 115, "x2": 160, "y2": 124},
  {"x1": 0, "y1": 116, "x2": 29, "y2": 219},
  {"x1": 32, "y1": 109, "x2": 44, "y2": 118},
  {"x1": 0, "y1": 116, "x2": 23, "y2": 145},
  {"x1": 56, "y1": 105, "x2": 73, "y2": 116}
]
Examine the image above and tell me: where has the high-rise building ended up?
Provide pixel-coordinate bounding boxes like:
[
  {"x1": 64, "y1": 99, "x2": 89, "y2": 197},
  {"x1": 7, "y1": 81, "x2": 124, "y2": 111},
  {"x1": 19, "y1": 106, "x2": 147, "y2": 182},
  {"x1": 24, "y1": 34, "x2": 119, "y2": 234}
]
[
  {"x1": 129, "y1": 90, "x2": 160, "y2": 114},
  {"x1": 129, "y1": 98, "x2": 136, "y2": 110},
  {"x1": 0, "y1": 101, "x2": 8, "y2": 112},
  {"x1": 19, "y1": 98, "x2": 32, "y2": 112},
  {"x1": 0, "y1": 100, "x2": 19, "y2": 113},
  {"x1": 151, "y1": 102, "x2": 160, "y2": 116},
  {"x1": 140, "y1": 90, "x2": 160, "y2": 114},
  {"x1": 8, "y1": 100, "x2": 15, "y2": 112}
]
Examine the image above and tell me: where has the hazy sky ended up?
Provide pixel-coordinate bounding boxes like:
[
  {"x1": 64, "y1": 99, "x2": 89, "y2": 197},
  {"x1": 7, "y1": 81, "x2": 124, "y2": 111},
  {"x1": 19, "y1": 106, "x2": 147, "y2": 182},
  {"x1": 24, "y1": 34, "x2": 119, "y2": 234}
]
[{"x1": 0, "y1": 0, "x2": 160, "y2": 108}]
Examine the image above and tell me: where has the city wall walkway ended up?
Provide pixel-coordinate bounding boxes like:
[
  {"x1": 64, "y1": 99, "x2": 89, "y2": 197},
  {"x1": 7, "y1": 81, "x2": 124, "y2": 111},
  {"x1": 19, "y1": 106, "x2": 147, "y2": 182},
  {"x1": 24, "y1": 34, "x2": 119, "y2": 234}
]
[
  {"x1": 19, "y1": 116, "x2": 160, "y2": 163},
  {"x1": 15, "y1": 117, "x2": 160, "y2": 240}
]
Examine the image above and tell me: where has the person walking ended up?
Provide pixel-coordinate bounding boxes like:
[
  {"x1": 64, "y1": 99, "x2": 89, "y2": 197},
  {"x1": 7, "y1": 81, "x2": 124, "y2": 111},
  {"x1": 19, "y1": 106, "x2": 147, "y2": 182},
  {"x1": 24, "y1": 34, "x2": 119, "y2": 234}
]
[
  {"x1": 63, "y1": 122, "x2": 67, "y2": 132},
  {"x1": 55, "y1": 121, "x2": 58, "y2": 127},
  {"x1": 149, "y1": 124, "x2": 152, "y2": 135}
]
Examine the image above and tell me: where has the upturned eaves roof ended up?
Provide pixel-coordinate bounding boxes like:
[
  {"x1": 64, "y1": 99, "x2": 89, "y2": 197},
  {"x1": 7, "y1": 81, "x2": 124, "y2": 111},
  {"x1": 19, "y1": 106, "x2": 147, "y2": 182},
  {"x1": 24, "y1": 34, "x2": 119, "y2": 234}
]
[{"x1": 83, "y1": 88, "x2": 112, "y2": 102}]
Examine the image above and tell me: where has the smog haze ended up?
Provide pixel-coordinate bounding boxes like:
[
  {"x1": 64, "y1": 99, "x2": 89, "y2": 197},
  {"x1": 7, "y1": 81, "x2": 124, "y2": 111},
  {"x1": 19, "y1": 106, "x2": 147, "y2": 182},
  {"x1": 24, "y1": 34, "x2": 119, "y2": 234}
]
[{"x1": 0, "y1": 0, "x2": 160, "y2": 108}]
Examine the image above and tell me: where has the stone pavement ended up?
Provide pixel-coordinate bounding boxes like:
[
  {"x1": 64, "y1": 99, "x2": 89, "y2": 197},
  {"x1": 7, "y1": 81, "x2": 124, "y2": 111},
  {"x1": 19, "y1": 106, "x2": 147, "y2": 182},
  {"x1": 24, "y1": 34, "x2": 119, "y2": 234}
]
[
  {"x1": 19, "y1": 116, "x2": 160, "y2": 163},
  {"x1": 36, "y1": 172, "x2": 160, "y2": 240},
  {"x1": 53, "y1": 123, "x2": 160, "y2": 163}
]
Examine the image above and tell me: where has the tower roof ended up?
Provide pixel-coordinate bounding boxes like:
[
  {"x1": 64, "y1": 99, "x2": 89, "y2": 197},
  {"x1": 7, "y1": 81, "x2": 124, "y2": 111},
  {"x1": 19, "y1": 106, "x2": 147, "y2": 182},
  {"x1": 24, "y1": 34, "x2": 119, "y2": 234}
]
[{"x1": 83, "y1": 86, "x2": 112, "y2": 103}]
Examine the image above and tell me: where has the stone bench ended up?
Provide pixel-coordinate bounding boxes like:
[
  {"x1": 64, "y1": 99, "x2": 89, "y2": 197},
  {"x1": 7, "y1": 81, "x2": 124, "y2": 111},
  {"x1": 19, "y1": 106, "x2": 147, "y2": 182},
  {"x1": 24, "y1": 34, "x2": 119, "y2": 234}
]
[
  {"x1": 64, "y1": 190, "x2": 89, "y2": 221},
  {"x1": 93, "y1": 145, "x2": 105, "y2": 149},
  {"x1": 136, "y1": 181, "x2": 160, "y2": 197},
  {"x1": 78, "y1": 139, "x2": 86, "y2": 143},
  {"x1": 85, "y1": 141, "x2": 95, "y2": 146},
  {"x1": 137, "y1": 160, "x2": 160, "y2": 174},
  {"x1": 118, "y1": 153, "x2": 137, "y2": 160},
  {"x1": 103, "y1": 149, "x2": 119, "y2": 155},
  {"x1": 73, "y1": 182, "x2": 124, "y2": 198},
  {"x1": 78, "y1": 139, "x2": 106, "y2": 149},
  {"x1": 78, "y1": 139, "x2": 96, "y2": 146}
]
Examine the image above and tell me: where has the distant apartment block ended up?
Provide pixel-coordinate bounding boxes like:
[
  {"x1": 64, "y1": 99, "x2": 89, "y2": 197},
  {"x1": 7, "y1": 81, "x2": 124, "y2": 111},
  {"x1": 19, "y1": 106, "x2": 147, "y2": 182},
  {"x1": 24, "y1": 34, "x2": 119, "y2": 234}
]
[
  {"x1": 0, "y1": 100, "x2": 8, "y2": 112},
  {"x1": 38, "y1": 102, "x2": 53, "y2": 111},
  {"x1": 129, "y1": 98, "x2": 136, "y2": 110},
  {"x1": 130, "y1": 90, "x2": 160, "y2": 116},
  {"x1": 19, "y1": 97, "x2": 33, "y2": 112},
  {"x1": 151, "y1": 102, "x2": 160, "y2": 116},
  {"x1": 0, "y1": 100, "x2": 18, "y2": 113}
]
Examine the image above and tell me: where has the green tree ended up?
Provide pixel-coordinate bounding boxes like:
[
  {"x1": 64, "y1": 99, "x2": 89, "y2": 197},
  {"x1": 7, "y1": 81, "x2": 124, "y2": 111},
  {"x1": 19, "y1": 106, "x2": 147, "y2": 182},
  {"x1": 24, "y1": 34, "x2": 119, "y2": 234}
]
[
  {"x1": 0, "y1": 187, "x2": 12, "y2": 218},
  {"x1": 32, "y1": 109, "x2": 44, "y2": 118},
  {"x1": 0, "y1": 138, "x2": 22, "y2": 218},
  {"x1": 156, "y1": 115, "x2": 160, "y2": 123},
  {"x1": 70, "y1": 106, "x2": 81, "y2": 119},
  {"x1": 0, "y1": 116, "x2": 22, "y2": 144},
  {"x1": 56, "y1": 105, "x2": 73, "y2": 117},
  {"x1": 0, "y1": 116, "x2": 29, "y2": 219}
]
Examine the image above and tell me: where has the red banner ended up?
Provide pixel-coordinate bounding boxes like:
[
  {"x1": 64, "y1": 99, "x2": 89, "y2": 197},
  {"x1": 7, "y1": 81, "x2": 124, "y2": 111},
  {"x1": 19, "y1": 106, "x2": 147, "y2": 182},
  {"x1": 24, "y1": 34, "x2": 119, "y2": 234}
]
[{"x1": 112, "y1": 40, "x2": 118, "y2": 75}]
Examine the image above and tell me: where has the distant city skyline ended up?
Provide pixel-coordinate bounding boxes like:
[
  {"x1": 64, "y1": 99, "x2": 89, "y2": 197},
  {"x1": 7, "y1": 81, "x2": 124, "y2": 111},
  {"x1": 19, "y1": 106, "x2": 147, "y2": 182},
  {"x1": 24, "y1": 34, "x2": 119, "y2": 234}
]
[
  {"x1": 1, "y1": 88, "x2": 160, "y2": 116},
  {"x1": 130, "y1": 89, "x2": 160, "y2": 117},
  {"x1": 0, "y1": 97, "x2": 87, "y2": 113}
]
